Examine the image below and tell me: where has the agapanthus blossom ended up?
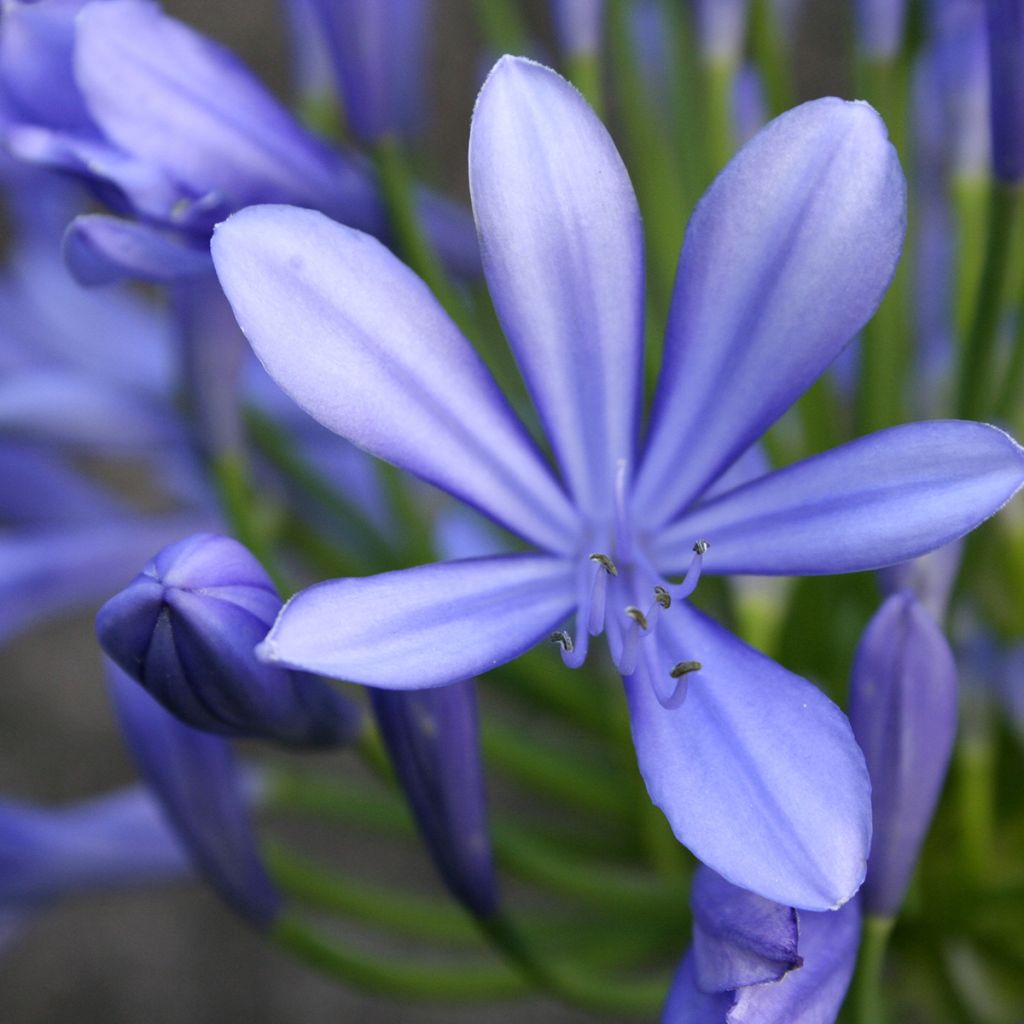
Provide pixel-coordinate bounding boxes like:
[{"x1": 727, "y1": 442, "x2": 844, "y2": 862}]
[{"x1": 212, "y1": 56, "x2": 1024, "y2": 910}]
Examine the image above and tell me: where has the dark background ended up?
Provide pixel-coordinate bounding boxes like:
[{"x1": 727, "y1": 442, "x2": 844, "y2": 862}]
[{"x1": 0, "y1": 2, "x2": 847, "y2": 1020}]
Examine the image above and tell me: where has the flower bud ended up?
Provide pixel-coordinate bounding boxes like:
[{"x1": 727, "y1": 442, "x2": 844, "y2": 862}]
[
  {"x1": 371, "y1": 680, "x2": 498, "y2": 918},
  {"x1": 986, "y1": 0, "x2": 1024, "y2": 182},
  {"x1": 551, "y1": 0, "x2": 604, "y2": 58},
  {"x1": 97, "y1": 533, "x2": 362, "y2": 747},
  {"x1": 664, "y1": 865, "x2": 860, "y2": 1021},
  {"x1": 849, "y1": 591, "x2": 957, "y2": 917},
  {"x1": 106, "y1": 660, "x2": 280, "y2": 926},
  {"x1": 854, "y1": 0, "x2": 908, "y2": 61},
  {"x1": 301, "y1": 0, "x2": 431, "y2": 144},
  {"x1": 692, "y1": 0, "x2": 749, "y2": 66}
]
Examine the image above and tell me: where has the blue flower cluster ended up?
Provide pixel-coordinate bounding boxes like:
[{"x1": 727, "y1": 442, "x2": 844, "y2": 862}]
[{"x1": 2, "y1": 1, "x2": 1024, "y2": 1021}]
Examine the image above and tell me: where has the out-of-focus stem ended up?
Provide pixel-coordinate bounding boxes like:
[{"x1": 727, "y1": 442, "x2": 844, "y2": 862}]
[{"x1": 853, "y1": 914, "x2": 894, "y2": 1024}]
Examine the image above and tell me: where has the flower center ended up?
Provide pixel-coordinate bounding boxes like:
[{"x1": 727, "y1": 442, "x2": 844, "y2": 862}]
[{"x1": 550, "y1": 539, "x2": 708, "y2": 709}]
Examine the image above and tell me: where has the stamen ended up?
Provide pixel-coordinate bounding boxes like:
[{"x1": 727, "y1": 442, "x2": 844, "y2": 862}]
[
  {"x1": 587, "y1": 562, "x2": 609, "y2": 636},
  {"x1": 625, "y1": 606, "x2": 649, "y2": 630},
  {"x1": 670, "y1": 660, "x2": 702, "y2": 678},
  {"x1": 589, "y1": 553, "x2": 618, "y2": 576},
  {"x1": 670, "y1": 539, "x2": 710, "y2": 601},
  {"x1": 550, "y1": 630, "x2": 574, "y2": 652},
  {"x1": 654, "y1": 586, "x2": 671, "y2": 609}
]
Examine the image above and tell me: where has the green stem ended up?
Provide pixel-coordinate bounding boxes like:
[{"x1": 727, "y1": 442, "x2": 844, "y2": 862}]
[
  {"x1": 267, "y1": 843, "x2": 479, "y2": 944},
  {"x1": 704, "y1": 60, "x2": 736, "y2": 178},
  {"x1": 472, "y1": 0, "x2": 530, "y2": 55},
  {"x1": 478, "y1": 911, "x2": 666, "y2": 1016},
  {"x1": 749, "y1": 0, "x2": 793, "y2": 116},
  {"x1": 273, "y1": 915, "x2": 528, "y2": 1002},
  {"x1": 567, "y1": 51, "x2": 603, "y2": 117},
  {"x1": 957, "y1": 728, "x2": 996, "y2": 885},
  {"x1": 957, "y1": 182, "x2": 1022, "y2": 419},
  {"x1": 853, "y1": 915, "x2": 894, "y2": 1024},
  {"x1": 373, "y1": 136, "x2": 474, "y2": 337},
  {"x1": 482, "y1": 722, "x2": 632, "y2": 820}
]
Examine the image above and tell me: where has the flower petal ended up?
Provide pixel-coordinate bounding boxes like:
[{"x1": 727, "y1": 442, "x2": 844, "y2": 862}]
[
  {"x1": 260, "y1": 555, "x2": 576, "y2": 689},
  {"x1": 624, "y1": 603, "x2": 870, "y2": 910},
  {"x1": 654, "y1": 421, "x2": 1024, "y2": 576},
  {"x1": 469, "y1": 56, "x2": 645, "y2": 517},
  {"x1": 212, "y1": 204, "x2": 577, "y2": 551},
  {"x1": 663, "y1": 952, "x2": 734, "y2": 1023},
  {"x1": 691, "y1": 865, "x2": 801, "y2": 993},
  {"x1": 635, "y1": 96, "x2": 906, "y2": 528},
  {"x1": 729, "y1": 900, "x2": 861, "y2": 1024},
  {"x1": 63, "y1": 214, "x2": 211, "y2": 285}
]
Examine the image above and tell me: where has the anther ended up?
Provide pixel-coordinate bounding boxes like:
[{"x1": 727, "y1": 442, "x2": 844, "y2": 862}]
[
  {"x1": 589, "y1": 553, "x2": 619, "y2": 576},
  {"x1": 550, "y1": 630, "x2": 574, "y2": 652},
  {"x1": 625, "y1": 606, "x2": 649, "y2": 630},
  {"x1": 670, "y1": 660, "x2": 702, "y2": 678},
  {"x1": 693, "y1": 540, "x2": 710, "y2": 556},
  {"x1": 654, "y1": 586, "x2": 671, "y2": 609}
]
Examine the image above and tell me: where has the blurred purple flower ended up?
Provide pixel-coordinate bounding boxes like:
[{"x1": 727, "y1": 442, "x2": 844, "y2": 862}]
[
  {"x1": 986, "y1": 0, "x2": 1024, "y2": 182},
  {"x1": 855, "y1": 0, "x2": 908, "y2": 60},
  {"x1": 300, "y1": 0, "x2": 432, "y2": 144},
  {"x1": 552, "y1": 0, "x2": 604, "y2": 58},
  {"x1": 0, "y1": 0, "x2": 477, "y2": 283},
  {"x1": 97, "y1": 533, "x2": 362, "y2": 747},
  {"x1": 211, "y1": 57, "x2": 1024, "y2": 910}
]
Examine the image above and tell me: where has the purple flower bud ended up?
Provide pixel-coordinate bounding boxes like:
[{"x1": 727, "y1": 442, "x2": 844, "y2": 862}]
[
  {"x1": 986, "y1": 0, "x2": 1024, "y2": 182},
  {"x1": 854, "y1": 0, "x2": 908, "y2": 60},
  {"x1": 849, "y1": 592, "x2": 958, "y2": 917},
  {"x1": 106, "y1": 659, "x2": 280, "y2": 926},
  {"x1": 301, "y1": 0, "x2": 431, "y2": 144},
  {"x1": 691, "y1": 0, "x2": 749, "y2": 65},
  {"x1": 732, "y1": 64, "x2": 767, "y2": 146},
  {"x1": 371, "y1": 681, "x2": 498, "y2": 917},
  {"x1": 878, "y1": 541, "x2": 962, "y2": 622},
  {"x1": 97, "y1": 533, "x2": 362, "y2": 747},
  {"x1": 664, "y1": 865, "x2": 861, "y2": 1021},
  {"x1": 551, "y1": 0, "x2": 604, "y2": 58}
]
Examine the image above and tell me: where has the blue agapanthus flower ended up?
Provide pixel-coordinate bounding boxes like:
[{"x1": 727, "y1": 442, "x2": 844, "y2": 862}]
[{"x1": 211, "y1": 56, "x2": 1024, "y2": 911}]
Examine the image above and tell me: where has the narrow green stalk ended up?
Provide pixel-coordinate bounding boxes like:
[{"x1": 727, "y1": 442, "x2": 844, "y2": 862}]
[
  {"x1": 267, "y1": 843, "x2": 480, "y2": 944},
  {"x1": 472, "y1": 0, "x2": 530, "y2": 55},
  {"x1": 957, "y1": 728, "x2": 996, "y2": 884},
  {"x1": 855, "y1": 56, "x2": 911, "y2": 434},
  {"x1": 853, "y1": 914, "x2": 894, "y2": 1024},
  {"x1": 957, "y1": 182, "x2": 1022, "y2": 419},
  {"x1": 749, "y1": 0, "x2": 793, "y2": 116},
  {"x1": 373, "y1": 136, "x2": 475, "y2": 337},
  {"x1": 210, "y1": 451, "x2": 288, "y2": 592},
  {"x1": 996, "y1": 268, "x2": 1024, "y2": 424},
  {"x1": 478, "y1": 911, "x2": 666, "y2": 1016},
  {"x1": 492, "y1": 821, "x2": 683, "y2": 916},
  {"x1": 567, "y1": 51, "x2": 603, "y2": 117},
  {"x1": 958, "y1": 180, "x2": 1021, "y2": 414},
  {"x1": 952, "y1": 175, "x2": 990, "y2": 340},
  {"x1": 273, "y1": 915, "x2": 528, "y2": 1001},
  {"x1": 607, "y1": 0, "x2": 689, "y2": 332},
  {"x1": 245, "y1": 408, "x2": 395, "y2": 570},
  {"x1": 704, "y1": 60, "x2": 736, "y2": 178},
  {"x1": 482, "y1": 722, "x2": 633, "y2": 820}
]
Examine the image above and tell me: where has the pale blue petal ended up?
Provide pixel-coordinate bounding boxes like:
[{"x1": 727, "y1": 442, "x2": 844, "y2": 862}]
[
  {"x1": 260, "y1": 555, "x2": 576, "y2": 689},
  {"x1": 636, "y1": 97, "x2": 906, "y2": 528},
  {"x1": 654, "y1": 421, "x2": 1024, "y2": 576},
  {"x1": 469, "y1": 56, "x2": 645, "y2": 517},
  {"x1": 212, "y1": 204, "x2": 578, "y2": 551},
  {"x1": 624, "y1": 603, "x2": 870, "y2": 910}
]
